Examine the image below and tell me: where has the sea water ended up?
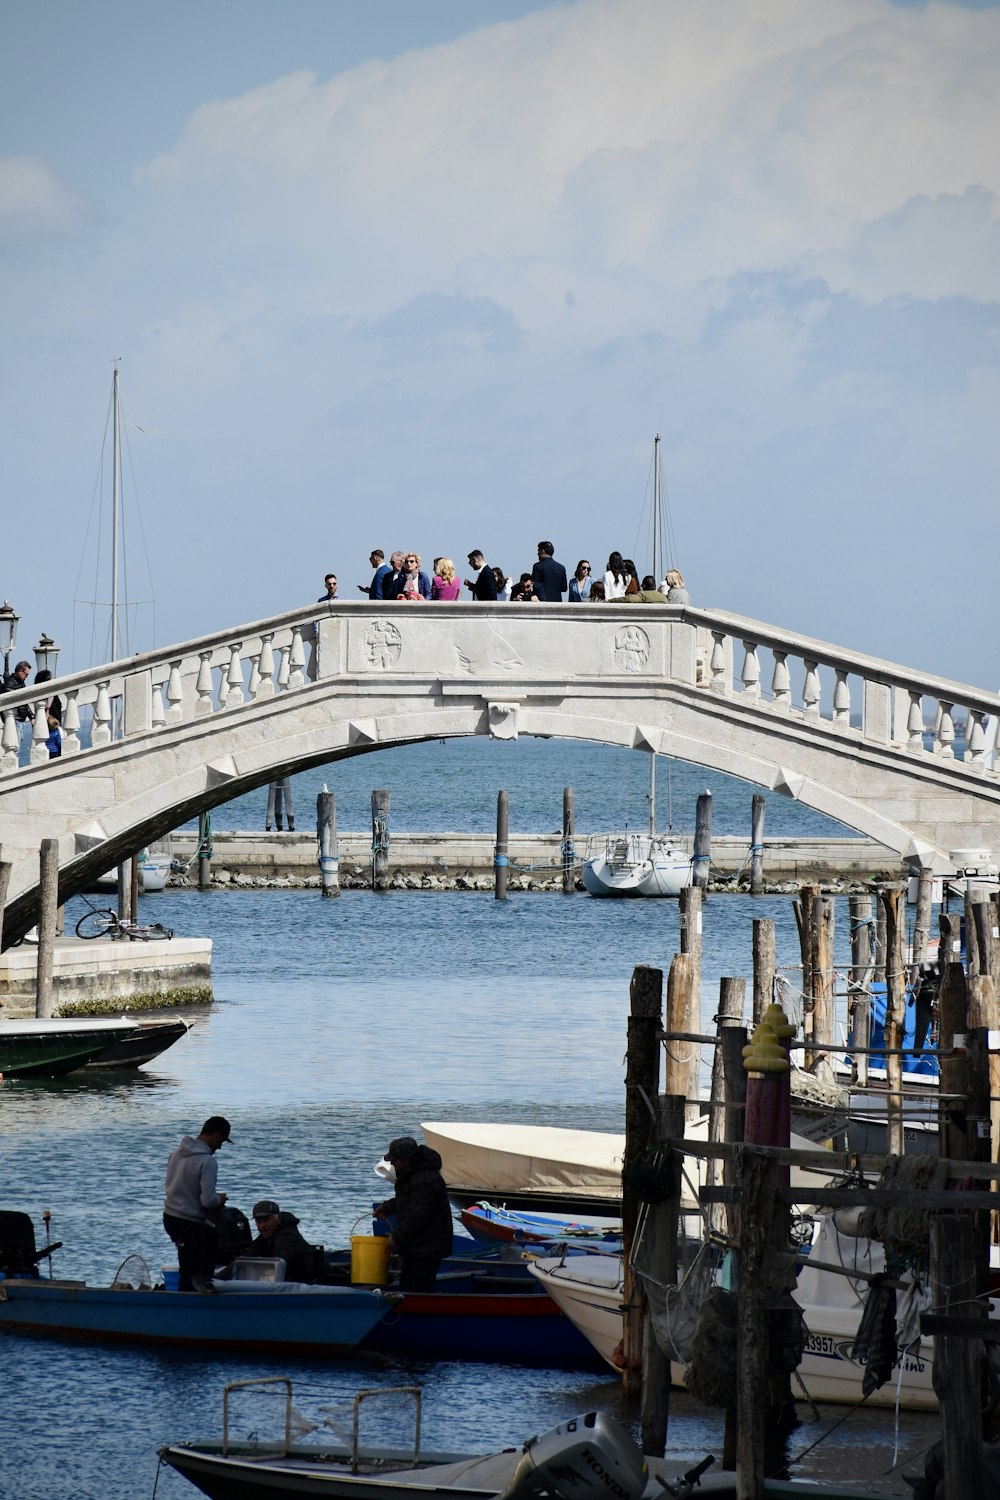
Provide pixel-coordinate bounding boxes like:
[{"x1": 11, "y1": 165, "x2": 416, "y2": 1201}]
[{"x1": 0, "y1": 875, "x2": 935, "y2": 1498}]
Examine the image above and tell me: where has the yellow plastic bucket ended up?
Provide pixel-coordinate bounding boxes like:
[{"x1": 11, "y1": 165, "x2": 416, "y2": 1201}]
[{"x1": 351, "y1": 1234, "x2": 390, "y2": 1286}]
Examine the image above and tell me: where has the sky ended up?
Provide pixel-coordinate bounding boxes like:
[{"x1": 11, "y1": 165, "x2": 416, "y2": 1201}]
[{"x1": 2, "y1": 0, "x2": 999, "y2": 687}]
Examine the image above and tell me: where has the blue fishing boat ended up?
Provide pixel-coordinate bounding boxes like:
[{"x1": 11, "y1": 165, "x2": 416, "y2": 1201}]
[
  {"x1": 458, "y1": 1201, "x2": 622, "y2": 1250},
  {"x1": 0, "y1": 1276, "x2": 397, "y2": 1355}
]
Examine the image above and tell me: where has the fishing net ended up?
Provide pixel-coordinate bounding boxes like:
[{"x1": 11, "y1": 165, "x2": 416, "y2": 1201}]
[
  {"x1": 110, "y1": 1254, "x2": 152, "y2": 1290},
  {"x1": 635, "y1": 1238, "x2": 720, "y2": 1365},
  {"x1": 685, "y1": 1285, "x2": 738, "y2": 1407},
  {"x1": 858, "y1": 1154, "x2": 949, "y2": 1264}
]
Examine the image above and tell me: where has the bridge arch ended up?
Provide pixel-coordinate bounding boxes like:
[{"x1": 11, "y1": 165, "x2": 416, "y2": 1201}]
[{"x1": 3, "y1": 599, "x2": 1000, "y2": 939}]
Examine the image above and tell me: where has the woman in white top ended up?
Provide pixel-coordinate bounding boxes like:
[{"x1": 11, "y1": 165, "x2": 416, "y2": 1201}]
[
  {"x1": 493, "y1": 566, "x2": 513, "y2": 601},
  {"x1": 604, "y1": 551, "x2": 627, "y2": 601}
]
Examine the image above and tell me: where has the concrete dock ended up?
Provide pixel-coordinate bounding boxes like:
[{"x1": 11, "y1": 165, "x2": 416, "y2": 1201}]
[
  {"x1": 167, "y1": 830, "x2": 899, "y2": 891},
  {"x1": 0, "y1": 936, "x2": 213, "y2": 1020}
]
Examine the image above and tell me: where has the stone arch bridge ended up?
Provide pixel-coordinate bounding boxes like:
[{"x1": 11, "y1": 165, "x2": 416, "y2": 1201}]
[{"x1": 2, "y1": 599, "x2": 1000, "y2": 942}]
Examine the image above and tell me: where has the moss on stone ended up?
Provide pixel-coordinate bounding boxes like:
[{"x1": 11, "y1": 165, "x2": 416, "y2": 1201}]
[{"x1": 55, "y1": 985, "x2": 214, "y2": 1017}]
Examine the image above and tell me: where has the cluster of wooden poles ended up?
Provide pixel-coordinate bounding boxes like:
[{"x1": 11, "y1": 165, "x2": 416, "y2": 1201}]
[{"x1": 617, "y1": 878, "x2": 1000, "y2": 1496}]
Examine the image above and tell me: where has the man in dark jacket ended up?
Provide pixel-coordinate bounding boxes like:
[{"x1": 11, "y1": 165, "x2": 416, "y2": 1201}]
[
  {"x1": 244, "y1": 1199, "x2": 321, "y2": 1283},
  {"x1": 531, "y1": 540, "x2": 568, "y2": 602},
  {"x1": 375, "y1": 1136, "x2": 453, "y2": 1290}
]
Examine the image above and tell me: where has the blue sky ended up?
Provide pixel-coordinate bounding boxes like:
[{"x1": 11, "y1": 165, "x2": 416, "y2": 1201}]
[{"x1": 2, "y1": 0, "x2": 998, "y2": 687}]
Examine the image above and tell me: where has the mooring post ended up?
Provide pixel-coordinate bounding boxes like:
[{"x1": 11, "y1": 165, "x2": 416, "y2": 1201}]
[
  {"x1": 265, "y1": 782, "x2": 277, "y2": 831},
  {"x1": 692, "y1": 790, "x2": 712, "y2": 889},
  {"x1": 640, "y1": 1091, "x2": 684, "y2": 1457},
  {"x1": 274, "y1": 778, "x2": 285, "y2": 831},
  {"x1": 966, "y1": 891, "x2": 995, "y2": 1281},
  {"x1": 495, "y1": 790, "x2": 509, "y2": 901},
  {"x1": 372, "y1": 790, "x2": 391, "y2": 891},
  {"x1": 664, "y1": 952, "x2": 700, "y2": 1124},
  {"x1": 36, "y1": 838, "x2": 59, "y2": 1020},
  {"x1": 910, "y1": 869, "x2": 935, "y2": 982},
  {"x1": 622, "y1": 963, "x2": 663, "y2": 1394},
  {"x1": 750, "y1": 793, "x2": 765, "y2": 895},
  {"x1": 794, "y1": 884, "x2": 817, "y2": 1058},
  {"x1": 117, "y1": 859, "x2": 130, "y2": 922},
  {"x1": 129, "y1": 857, "x2": 140, "y2": 917},
  {"x1": 882, "y1": 885, "x2": 906, "y2": 1157},
  {"x1": 197, "y1": 812, "x2": 212, "y2": 890},
  {"x1": 939, "y1": 957, "x2": 974, "y2": 1164},
  {"x1": 809, "y1": 896, "x2": 835, "y2": 1086},
  {"x1": 849, "y1": 893, "x2": 873, "y2": 1087},
  {"x1": 931, "y1": 1213, "x2": 986, "y2": 1497},
  {"x1": 317, "y1": 785, "x2": 340, "y2": 898},
  {"x1": 751, "y1": 917, "x2": 775, "y2": 1026},
  {"x1": 678, "y1": 885, "x2": 703, "y2": 1050},
  {"x1": 708, "y1": 977, "x2": 746, "y2": 1238},
  {"x1": 561, "y1": 786, "x2": 575, "y2": 895}
]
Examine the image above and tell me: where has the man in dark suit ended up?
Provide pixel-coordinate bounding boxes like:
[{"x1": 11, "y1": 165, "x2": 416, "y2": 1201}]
[
  {"x1": 464, "y1": 550, "x2": 498, "y2": 600},
  {"x1": 531, "y1": 540, "x2": 568, "y2": 602}
]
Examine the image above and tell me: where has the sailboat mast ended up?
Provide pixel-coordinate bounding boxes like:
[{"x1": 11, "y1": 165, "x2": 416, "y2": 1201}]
[
  {"x1": 652, "y1": 432, "x2": 661, "y2": 584},
  {"x1": 111, "y1": 365, "x2": 121, "y2": 661},
  {"x1": 648, "y1": 752, "x2": 656, "y2": 838}
]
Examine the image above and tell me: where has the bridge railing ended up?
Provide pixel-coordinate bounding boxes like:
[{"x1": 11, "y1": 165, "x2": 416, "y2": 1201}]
[{"x1": 1, "y1": 600, "x2": 999, "y2": 779}]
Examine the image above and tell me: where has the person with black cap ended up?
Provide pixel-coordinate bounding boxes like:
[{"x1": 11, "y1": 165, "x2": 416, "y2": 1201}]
[
  {"x1": 374, "y1": 1135, "x2": 453, "y2": 1291},
  {"x1": 241, "y1": 1199, "x2": 321, "y2": 1284},
  {"x1": 162, "y1": 1115, "x2": 233, "y2": 1292}
]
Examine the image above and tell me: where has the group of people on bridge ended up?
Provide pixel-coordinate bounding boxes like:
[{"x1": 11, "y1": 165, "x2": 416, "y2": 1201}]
[{"x1": 314, "y1": 546, "x2": 690, "y2": 607}]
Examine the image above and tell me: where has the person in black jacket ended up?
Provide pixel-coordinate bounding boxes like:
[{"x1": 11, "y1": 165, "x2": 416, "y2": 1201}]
[
  {"x1": 531, "y1": 540, "x2": 568, "y2": 602},
  {"x1": 374, "y1": 1136, "x2": 453, "y2": 1290},
  {"x1": 243, "y1": 1199, "x2": 321, "y2": 1283},
  {"x1": 464, "y1": 551, "x2": 498, "y2": 600}
]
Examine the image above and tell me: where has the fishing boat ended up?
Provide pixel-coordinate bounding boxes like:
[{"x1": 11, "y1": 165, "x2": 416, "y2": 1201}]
[
  {"x1": 582, "y1": 437, "x2": 693, "y2": 900},
  {"x1": 0, "y1": 1016, "x2": 188, "y2": 1078},
  {"x1": 458, "y1": 1202, "x2": 622, "y2": 1250},
  {"x1": 0, "y1": 1017, "x2": 150, "y2": 1078},
  {"x1": 422, "y1": 1121, "x2": 625, "y2": 1214},
  {"x1": 158, "y1": 1381, "x2": 891, "y2": 1499}
]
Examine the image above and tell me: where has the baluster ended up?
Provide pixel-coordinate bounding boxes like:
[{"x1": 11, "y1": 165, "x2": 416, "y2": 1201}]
[
  {"x1": 1, "y1": 709, "x2": 20, "y2": 773},
  {"x1": 771, "y1": 651, "x2": 791, "y2": 712},
  {"x1": 288, "y1": 626, "x2": 306, "y2": 690},
  {"x1": 30, "y1": 701, "x2": 49, "y2": 764},
  {"x1": 62, "y1": 691, "x2": 81, "y2": 755},
  {"x1": 222, "y1": 643, "x2": 245, "y2": 709},
  {"x1": 247, "y1": 654, "x2": 261, "y2": 700},
  {"x1": 967, "y1": 709, "x2": 988, "y2": 768},
  {"x1": 277, "y1": 645, "x2": 291, "y2": 693},
  {"x1": 92, "y1": 681, "x2": 113, "y2": 746},
  {"x1": 935, "y1": 700, "x2": 955, "y2": 759},
  {"x1": 802, "y1": 659, "x2": 820, "y2": 720},
  {"x1": 256, "y1": 633, "x2": 276, "y2": 699},
  {"x1": 165, "y1": 661, "x2": 184, "y2": 724},
  {"x1": 194, "y1": 652, "x2": 215, "y2": 717},
  {"x1": 833, "y1": 670, "x2": 851, "y2": 729},
  {"x1": 305, "y1": 631, "x2": 318, "y2": 683},
  {"x1": 740, "y1": 640, "x2": 761, "y2": 700},
  {"x1": 906, "y1": 690, "x2": 924, "y2": 752},
  {"x1": 709, "y1": 631, "x2": 728, "y2": 693},
  {"x1": 151, "y1": 678, "x2": 166, "y2": 731}
]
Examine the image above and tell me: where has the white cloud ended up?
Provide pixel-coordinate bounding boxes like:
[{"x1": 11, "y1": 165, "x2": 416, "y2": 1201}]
[{"x1": 0, "y1": 154, "x2": 90, "y2": 239}]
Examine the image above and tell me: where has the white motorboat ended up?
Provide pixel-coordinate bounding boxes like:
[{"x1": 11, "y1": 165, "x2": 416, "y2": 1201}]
[
  {"x1": 528, "y1": 1212, "x2": 942, "y2": 1411},
  {"x1": 421, "y1": 1121, "x2": 625, "y2": 1212}
]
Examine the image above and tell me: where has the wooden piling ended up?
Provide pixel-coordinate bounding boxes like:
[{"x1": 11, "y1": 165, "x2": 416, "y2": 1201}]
[
  {"x1": 881, "y1": 886, "x2": 906, "y2": 1158},
  {"x1": 622, "y1": 963, "x2": 664, "y2": 1393},
  {"x1": 930, "y1": 1213, "x2": 986, "y2": 1496},
  {"x1": 372, "y1": 790, "x2": 391, "y2": 892},
  {"x1": 36, "y1": 838, "x2": 59, "y2": 1020},
  {"x1": 809, "y1": 897, "x2": 835, "y2": 1085},
  {"x1": 752, "y1": 918, "x2": 775, "y2": 1026},
  {"x1": 664, "y1": 952, "x2": 700, "y2": 1124},
  {"x1": 116, "y1": 860, "x2": 130, "y2": 922},
  {"x1": 197, "y1": 811, "x2": 212, "y2": 890},
  {"x1": 939, "y1": 960, "x2": 974, "y2": 1165},
  {"x1": 848, "y1": 894, "x2": 873, "y2": 1088},
  {"x1": 692, "y1": 791, "x2": 712, "y2": 888},
  {"x1": 909, "y1": 869, "x2": 935, "y2": 981},
  {"x1": 708, "y1": 977, "x2": 746, "y2": 1238},
  {"x1": 562, "y1": 786, "x2": 575, "y2": 895},
  {"x1": 494, "y1": 790, "x2": 509, "y2": 901},
  {"x1": 282, "y1": 776, "x2": 296, "y2": 832},
  {"x1": 794, "y1": 885, "x2": 817, "y2": 1058},
  {"x1": 265, "y1": 781, "x2": 277, "y2": 831},
  {"x1": 129, "y1": 857, "x2": 140, "y2": 919},
  {"x1": 640, "y1": 1093, "x2": 684, "y2": 1457},
  {"x1": 678, "y1": 885, "x2": 703, "y2": 1042},
  {"x1": 750, "y1": 794, "x2": 765, "y2": 894},
  {"x1": 317, "y1": 786, "x2": 340, "y2": 898},
  {"x1": 735, "y1": 1148, "x2": 775, "y2": 1497}
]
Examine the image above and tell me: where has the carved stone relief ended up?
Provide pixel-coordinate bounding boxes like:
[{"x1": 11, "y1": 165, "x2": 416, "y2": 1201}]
[
  {"x1": 364, "y1": 620, "x2": 402, "y2": 669},
  {"x1": 488, "y1": 702, "x2": 519, "y2": 740},
  {"x1": 613, "y1": 625, "x2": 651, "y2": 673}
]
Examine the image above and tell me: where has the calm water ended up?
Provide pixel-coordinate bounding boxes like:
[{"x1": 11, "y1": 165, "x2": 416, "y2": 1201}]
[
  {"x1": 182, "y1": 737, "x2": 854, "y2": 839},
  {"x1": 2, "y1": 884, "x2": 931, "y2": 1498}
]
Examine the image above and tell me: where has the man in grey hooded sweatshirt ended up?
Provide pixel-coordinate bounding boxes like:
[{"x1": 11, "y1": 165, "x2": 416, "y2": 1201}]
[{"x1": 163, "y1": 1115, "x2": 233, "y2": 1291}]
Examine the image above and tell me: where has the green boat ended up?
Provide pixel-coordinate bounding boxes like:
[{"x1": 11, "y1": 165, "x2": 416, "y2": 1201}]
[{"x1": 0, "y1": 1018, "x2": 145, "y2": 1078}]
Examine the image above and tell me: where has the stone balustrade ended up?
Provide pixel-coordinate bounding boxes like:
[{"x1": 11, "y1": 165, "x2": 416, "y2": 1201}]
[{"x1": 2, "y1": 600, "x2": 998, "y2": 782}]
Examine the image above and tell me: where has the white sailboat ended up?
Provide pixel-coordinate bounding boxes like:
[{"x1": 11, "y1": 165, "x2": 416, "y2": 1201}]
[{"x1": 582, "y1": 435, "x2": 693, "y2": 899}]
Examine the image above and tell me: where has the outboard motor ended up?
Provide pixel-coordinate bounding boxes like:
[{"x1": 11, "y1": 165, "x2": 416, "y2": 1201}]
[
  {"x1": 500, "y1": 1413, "x2": 648, "y2": 1500},
  {"x1": 215, "y1": 1205, "x2": 252, "y2": 1262}
]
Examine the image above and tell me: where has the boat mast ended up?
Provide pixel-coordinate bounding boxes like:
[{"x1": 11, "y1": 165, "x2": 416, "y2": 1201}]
[
  {"x1": 111, "y1": 364, "x2": 121, "y2": 661},
  {"x1": 648, "y1": 431, "x2": 661, "y2": 839}
]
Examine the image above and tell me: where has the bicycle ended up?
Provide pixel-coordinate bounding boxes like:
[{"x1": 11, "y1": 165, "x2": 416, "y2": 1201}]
[{"x1": 75, "y1": 900, "x2": 174, "y2": 942}]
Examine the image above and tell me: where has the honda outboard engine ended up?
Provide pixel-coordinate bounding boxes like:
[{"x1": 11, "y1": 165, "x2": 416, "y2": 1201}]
[{"x1": 500, "y1": 1412, "x2": 648, "y2": 1500}]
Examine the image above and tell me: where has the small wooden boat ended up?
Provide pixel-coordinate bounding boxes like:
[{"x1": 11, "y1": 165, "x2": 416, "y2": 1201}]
[
  {"x1": 0, "y1": 1016, "x2": 189, "y2": 1077},
  {"x1": 158, "y1": 1380, "x2": 892, "y2": 1499},
  {"x1": 0, "y1": 1017, "x2": 144, "y2": 1078},
  {"x1": 0, "y1": 1275, "x2": 397, "y2": 1356},
  {"x1": 458, "y1": 1201, "x2": 622, "y2": 1249},
  {"x1": 422, "y1": 1121, "x2": 625, "y2": 1213}
]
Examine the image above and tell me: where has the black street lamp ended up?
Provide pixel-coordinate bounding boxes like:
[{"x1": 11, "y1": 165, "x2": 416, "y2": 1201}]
[
  {"x1": 0, "y1": 600, "x2": 19, "y2": 679},
  {"x1": 34, "y1": 633, "x2": 61, "y2": 678}
]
